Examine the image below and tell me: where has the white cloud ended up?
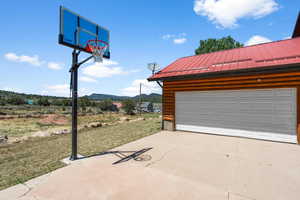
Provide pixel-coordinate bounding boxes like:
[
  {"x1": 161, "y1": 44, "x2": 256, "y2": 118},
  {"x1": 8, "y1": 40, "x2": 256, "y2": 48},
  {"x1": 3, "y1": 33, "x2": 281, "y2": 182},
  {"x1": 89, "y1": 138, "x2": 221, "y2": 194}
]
[
  {"x1": 46, "y1": 84, "x2": 69, "y2": 96},
  {"x1": 47, "y1": 62, "x2": 63, "y2": 70},
  {"x1": 122, "y1": 79, "x2": 161, "y2": 97},
  {"x1": 193, "y1": 0, "x2": 279, "y2": 28},
  {"x1": 162, "y1": 34, "x2": 175, "y2": 40},
  {"x1": 0, "y1": 86, "x2": 22, "y2": 93},
  {"x1": 79, "y1": 76, "x2": 98, "y2": 83},
  {"x1": 173, "y1": 38, "x2": 187, "y2": 44},
  {"x1": 78, "y1": 88, "x2": 93, "y2": 97},
  {"x1": 245, "y1": 35, "x2": 272, "y2": 46},
  {"x1": 4, "y1": 52, "x2": 65, "y2": 71},
  {"x1": 82, "y1": 59, "x2": 128, "y2": 78},
  {"x1": 4, "y1": 53, "x2": 44, "y2": 66},
  {"x1": 162, "y1": 33, "x2": 187, "y2": 44},
  {"x1": 45, "y1": 84, "x2": 92, "y2": 97},
  {"x1": 4, "y1": 53, "x2": 19, "y2": 61}
]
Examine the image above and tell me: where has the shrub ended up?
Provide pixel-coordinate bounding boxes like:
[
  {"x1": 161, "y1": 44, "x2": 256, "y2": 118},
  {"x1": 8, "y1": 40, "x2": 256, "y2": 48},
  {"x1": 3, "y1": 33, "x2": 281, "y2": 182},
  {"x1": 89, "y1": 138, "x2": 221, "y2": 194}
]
[
  {"x1": 37, "y1": 98, "x2": 50, "y2": 106},
  {"x1": 79, "y1": 97, "x2": 92, "y2": 107},
  {"x1": 7, "y1": 96, "x2": 26, "y2": 105},
  {"x1": 0, "y1": 97, "x2": 6, "y2": 106},
  {"x1": 122, "y1": 99, "x2": 135, "y2": 115},
  {"x1": 98, "y1": 99, "x2": 118, "y2": 112}
]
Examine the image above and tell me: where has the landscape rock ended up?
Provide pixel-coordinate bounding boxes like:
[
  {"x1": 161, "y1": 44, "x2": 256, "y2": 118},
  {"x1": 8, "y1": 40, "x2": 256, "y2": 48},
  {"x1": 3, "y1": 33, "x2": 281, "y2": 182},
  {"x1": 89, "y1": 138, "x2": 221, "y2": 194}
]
[
  {"x1": 83, "y1": 125, "x2": 89, "y2": 128},
  {"x1": 52, "y1": 129, "x2": 70, "y2": 135},
  {"x1": 0, "y1": 135, "x2": 8, "y2": 144},
  {"x1": 89, "y1": 122, "x2": 102, "y2": 128},
  {"x1": 11, "y1": 138, "x2": 21, "y2": 144},
  {"x1": 32, "y1": 131, "x2": 51, "y2": 137},
  {"x1": 130, "y1": 117, "x2": 145, "y2": 122},
  {"x1": 120, "y1": 117, "x2": 130, "y2": 122}
]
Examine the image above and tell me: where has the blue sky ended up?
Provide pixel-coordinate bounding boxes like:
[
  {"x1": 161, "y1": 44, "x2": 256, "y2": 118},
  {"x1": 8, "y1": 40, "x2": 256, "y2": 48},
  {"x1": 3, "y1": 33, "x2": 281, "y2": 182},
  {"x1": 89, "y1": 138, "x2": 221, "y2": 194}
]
[{"x1": 0, "y1": 0, "x2": 299, "y2": 97}]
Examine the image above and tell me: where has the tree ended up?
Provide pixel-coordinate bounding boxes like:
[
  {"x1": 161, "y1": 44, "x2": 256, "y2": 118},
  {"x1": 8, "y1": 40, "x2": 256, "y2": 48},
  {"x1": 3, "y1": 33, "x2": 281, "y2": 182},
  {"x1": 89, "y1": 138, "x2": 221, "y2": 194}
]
[
  {"x1": 195, "y1": 36, "x2": 243, "y2": 55},
  {"x1": 37, "y1": 97, "x2": 50, "y2": 106},
  {"x1": 7, "y1": 96, "x2": 26, "y2": 105},
  {"x1": 147, "y1": 102, "x2": 154, "y2": 112},
  {"x1": 0, "y1": 97, "x2": 6, "y2": 106},
  {"x1": 78, "y1": 96, "x2": 92, "y2": 107},
  {"x1": 61, "y1": 99, "x2": 71, "y2": 106},
  {"x1": 98, "y1": 99, "x2": 118, "y2": 112},
  {"x1": 122, "y1": 99, "x2": 135, "y2": 115},
  {"x1": 51, "y1": 99, "x2": 61, "y2": 106}
]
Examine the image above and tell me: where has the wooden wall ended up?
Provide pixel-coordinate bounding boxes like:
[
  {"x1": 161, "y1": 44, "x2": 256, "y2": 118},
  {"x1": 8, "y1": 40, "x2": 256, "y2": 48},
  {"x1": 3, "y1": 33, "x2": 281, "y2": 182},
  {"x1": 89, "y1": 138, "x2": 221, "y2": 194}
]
[{"x1": 162, "y1": 71, "x2": 300, "y2": 143}]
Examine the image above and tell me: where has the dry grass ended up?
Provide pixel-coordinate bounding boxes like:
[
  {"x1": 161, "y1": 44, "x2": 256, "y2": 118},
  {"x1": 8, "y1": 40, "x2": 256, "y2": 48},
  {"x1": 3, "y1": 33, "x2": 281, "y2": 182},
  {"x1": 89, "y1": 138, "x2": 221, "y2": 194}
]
[
  {"x1": 0, "y1": 118, "x2": 57, "y2": 137},
  {"x1": 0, "y1": 117, "x2": 161, "y2": 190},
  {"x1": 0, "y1": 112, "x2": 160, "y2": 138}
]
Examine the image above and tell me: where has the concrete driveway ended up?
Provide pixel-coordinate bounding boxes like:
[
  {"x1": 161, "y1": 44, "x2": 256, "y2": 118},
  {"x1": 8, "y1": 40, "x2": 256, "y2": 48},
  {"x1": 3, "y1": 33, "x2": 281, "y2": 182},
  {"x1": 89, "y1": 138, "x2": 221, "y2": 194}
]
[{"x1": 1, "y1": 131, "x2": 300, "y2": 200}]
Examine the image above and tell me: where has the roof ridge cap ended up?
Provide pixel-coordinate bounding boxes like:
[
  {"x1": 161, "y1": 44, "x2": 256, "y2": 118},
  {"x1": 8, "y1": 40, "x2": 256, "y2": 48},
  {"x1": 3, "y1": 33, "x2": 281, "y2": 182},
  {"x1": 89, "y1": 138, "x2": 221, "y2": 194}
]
[{"x1": 179, "y1": 37, "x2": 300, "y2": 60}]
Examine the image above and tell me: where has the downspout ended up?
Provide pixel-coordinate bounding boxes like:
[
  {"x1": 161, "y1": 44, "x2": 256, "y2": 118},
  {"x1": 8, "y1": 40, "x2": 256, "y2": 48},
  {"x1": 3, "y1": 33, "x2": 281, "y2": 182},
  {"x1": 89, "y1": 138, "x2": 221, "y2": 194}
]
[{"x1": 156, "y1": 81, "x2": 164, "y2": 130}]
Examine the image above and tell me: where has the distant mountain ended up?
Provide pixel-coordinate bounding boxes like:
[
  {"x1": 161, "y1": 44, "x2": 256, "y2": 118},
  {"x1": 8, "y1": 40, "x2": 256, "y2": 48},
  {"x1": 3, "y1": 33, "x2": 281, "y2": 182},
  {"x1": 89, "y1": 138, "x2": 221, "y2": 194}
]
[
  {"x1": 0, "y1": 90, "x2": 162, "y2": 103},
  {"x1": 0, "y1": 90, "x2": 66, "y2": 100},
  {"x1": 87, "y1": 93, "x2": 129, "y2": 101},
  {"x1": 131, "y1": 93, "x2": 162, "y2": 103},
  {"x1": 86, "y1": 93, "x2": 162, "y2": 103}
]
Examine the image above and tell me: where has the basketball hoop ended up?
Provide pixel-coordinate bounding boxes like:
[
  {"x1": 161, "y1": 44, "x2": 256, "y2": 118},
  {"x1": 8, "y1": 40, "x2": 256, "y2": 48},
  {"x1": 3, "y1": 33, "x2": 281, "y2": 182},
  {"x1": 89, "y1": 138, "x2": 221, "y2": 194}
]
[{"x1": 85, "y1": 39, "x2": 109, "y2": 63}]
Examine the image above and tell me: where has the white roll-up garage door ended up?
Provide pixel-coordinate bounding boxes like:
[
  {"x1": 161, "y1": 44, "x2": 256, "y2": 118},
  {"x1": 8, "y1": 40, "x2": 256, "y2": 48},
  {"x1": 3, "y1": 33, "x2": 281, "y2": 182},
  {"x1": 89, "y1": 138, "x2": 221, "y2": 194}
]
[{"x1": 175, "y1": 88, "x2": 297, "y2": 143}]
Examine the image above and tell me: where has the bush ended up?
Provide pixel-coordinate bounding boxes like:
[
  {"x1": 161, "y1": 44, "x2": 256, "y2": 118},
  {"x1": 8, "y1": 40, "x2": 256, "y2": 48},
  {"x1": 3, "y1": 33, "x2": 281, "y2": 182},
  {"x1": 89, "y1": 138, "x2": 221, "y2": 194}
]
[
  {"x1": 51, "y1": 99, "x2": 63, "y2": 106},
  {"x1": 122, "y1": 99, "x2": 135, "y2": 115},
  {"x1": 7, "y1": 96, "x2": 26, "y2": 105},
  {"x1": 147, "y1": 102, "x2": 154, "y2": 112},
  {"x1": 81, "y1": 106, "x2": 87, "y2": 112},
  {"x1": 79, "y1": 97, "x2": 92, "y2": 107},
  {"x1": 0, "y1": 97, "x2": 6, "y2": 106},
  {"x1": 37, "y1": 98, "x2": 50, "y2": 106},
  {"x1": 98, "y1": 99, "x2": 118, "y2": 112},
  {"x1": 62, "y1": 99, "x2": 71, "y2": 106}
]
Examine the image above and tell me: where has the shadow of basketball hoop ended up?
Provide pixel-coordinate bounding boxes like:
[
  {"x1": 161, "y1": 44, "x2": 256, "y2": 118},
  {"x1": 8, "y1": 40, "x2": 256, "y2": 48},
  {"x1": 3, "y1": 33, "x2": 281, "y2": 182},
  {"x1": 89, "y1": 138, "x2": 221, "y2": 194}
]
[
  {"x1": 133, "y1": 154, "x2": 152, "y2": 162},
  {"x1": 77, "y1": 147, "x2": 153, "y2": 165},
  {"x1": 112, "y1": 148, "x2": 153, "y2": 165}
]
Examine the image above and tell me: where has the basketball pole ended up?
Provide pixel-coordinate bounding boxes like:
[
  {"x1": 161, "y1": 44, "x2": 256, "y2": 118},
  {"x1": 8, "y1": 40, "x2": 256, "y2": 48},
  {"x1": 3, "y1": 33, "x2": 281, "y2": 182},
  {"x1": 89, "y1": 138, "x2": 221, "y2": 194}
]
[
  {"x1": 70, "y1": 50, "x2": 79, "y2": 160},
  {"x1": 69, "y1": 50, "x2": 93, "y2": 161}
]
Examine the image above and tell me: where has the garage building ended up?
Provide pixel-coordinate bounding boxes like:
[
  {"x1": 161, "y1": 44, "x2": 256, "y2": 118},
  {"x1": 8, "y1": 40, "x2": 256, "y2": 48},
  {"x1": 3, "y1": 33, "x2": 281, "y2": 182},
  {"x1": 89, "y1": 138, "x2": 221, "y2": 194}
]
[{"x1": 149, "y1": 15, "x2": 300, "y2": 144}]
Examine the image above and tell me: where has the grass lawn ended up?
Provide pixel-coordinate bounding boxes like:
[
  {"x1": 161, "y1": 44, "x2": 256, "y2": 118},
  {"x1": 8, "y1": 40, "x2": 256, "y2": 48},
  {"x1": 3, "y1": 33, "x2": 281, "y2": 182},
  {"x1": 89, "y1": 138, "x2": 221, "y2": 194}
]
[{"x1": 0, "y1": 117, "x2": 161, "y2": 190}]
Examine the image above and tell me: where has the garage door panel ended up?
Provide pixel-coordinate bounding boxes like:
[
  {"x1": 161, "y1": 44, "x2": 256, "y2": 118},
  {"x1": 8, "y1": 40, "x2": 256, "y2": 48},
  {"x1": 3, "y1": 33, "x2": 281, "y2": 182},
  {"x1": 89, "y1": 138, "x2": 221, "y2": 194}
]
[
  {"x1": 177, "y1": 114, "x2": 296, "y2": 131},
  {"x1": 175, "y1": 88, "x2": 297, "y2": 143},
  {"x1": 177, "y1": 118, "x2": 294, "y2": 133}
]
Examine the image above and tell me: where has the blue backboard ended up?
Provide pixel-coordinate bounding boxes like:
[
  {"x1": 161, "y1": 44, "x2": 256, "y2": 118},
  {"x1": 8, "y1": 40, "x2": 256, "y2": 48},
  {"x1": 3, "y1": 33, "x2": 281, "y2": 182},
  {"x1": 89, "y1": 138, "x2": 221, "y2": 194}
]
[{"x1": 59, "y1": 6, "x2": 110, "y2": 59}]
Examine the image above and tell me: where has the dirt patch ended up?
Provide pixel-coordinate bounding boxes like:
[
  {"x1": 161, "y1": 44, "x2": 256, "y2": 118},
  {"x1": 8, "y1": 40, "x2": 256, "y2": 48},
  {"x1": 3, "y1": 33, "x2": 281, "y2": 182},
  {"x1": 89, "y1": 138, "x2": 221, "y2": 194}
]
[{"x1": 39, "y1": 114, "x2": 68, "y2": 125}]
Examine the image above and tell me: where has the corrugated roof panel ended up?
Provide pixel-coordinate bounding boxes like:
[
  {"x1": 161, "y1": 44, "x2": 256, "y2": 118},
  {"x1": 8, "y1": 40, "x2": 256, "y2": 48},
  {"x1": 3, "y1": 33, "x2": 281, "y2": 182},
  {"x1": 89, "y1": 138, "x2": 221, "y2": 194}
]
[{"x1": 149, "y1": 37, "x2": 300, "y2": 80}]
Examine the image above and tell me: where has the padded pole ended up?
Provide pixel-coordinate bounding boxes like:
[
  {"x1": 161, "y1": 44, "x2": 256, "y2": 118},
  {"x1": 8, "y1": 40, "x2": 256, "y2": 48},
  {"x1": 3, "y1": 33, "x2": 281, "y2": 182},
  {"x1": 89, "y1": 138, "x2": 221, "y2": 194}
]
[{"x1": 70, "y1": 50, "x2": 79, "y2": 160}]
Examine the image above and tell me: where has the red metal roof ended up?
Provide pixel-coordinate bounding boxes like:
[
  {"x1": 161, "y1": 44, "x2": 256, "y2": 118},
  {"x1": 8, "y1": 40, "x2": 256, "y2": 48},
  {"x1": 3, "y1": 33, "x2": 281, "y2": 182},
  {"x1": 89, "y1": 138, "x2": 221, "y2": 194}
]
[{"x1": 149, "y1": 37, "x2": 300, "y2": 80}]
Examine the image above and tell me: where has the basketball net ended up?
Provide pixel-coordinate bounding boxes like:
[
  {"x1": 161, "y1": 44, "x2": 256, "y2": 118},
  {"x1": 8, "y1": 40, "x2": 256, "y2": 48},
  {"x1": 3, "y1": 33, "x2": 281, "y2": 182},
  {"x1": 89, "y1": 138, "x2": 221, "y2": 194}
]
[{"x1": 86, "y1": 40, "x2": 108, "y2": 63}]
